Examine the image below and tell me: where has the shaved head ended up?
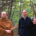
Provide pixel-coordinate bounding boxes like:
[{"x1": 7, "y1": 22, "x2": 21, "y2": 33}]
[
  {"x1": 1, "y1": 11, "x2": 6, "y2": 15},
  {"x1": 22, "y1": 10, "x2": 27, "y2": 17},
  {"x1": 22, "y1": 10, "x2": 26, "y2": 13},
  {"x1": 1, "y1": 11, "x2": 7, "y2": 18}
]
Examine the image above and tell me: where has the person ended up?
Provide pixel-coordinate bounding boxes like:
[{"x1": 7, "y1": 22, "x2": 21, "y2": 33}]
[
  {"x1": 32, "y1": 18, "x2": 36, "y2": 36},
  {"x1": 18, "y1": 10, "x2": 32, "y2": 36},
  {"x1": 0, "y1": 11, "x2": 14, "y2": 36}
]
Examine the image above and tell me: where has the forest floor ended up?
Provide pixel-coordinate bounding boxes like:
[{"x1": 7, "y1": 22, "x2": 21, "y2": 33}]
[
  {"x1": 14, "y1": 29, "x2": 19, "y2": 36},
  {"x1": 14, "y1": 33, "x2": 19, "y2": 36}
]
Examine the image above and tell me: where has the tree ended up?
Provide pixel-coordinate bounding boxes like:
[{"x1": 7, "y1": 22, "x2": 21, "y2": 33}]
[
  {"x1": 8, "y1": 0, "x2": 13, "y2": 19},
  {"x1": 30, "y1": 0, "x2": 36, "y2": 18}
]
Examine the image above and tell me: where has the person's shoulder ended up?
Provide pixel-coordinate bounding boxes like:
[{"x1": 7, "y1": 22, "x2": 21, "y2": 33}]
[
  {"x1": 19, "y1": 17, "x2": 24, "y2": 20},
  {"x1": 27, "y1": 16, "x2": 31, "y2": 19},
  {"x1": 0, "y1": 18, "x2": 2, "y2": 20},
  {"x1": 0, "y1": 18, "x2": 2, "y2": 22},
  {"x1": 27, "y1": 16, "x2": 32, "y2": 20},
  {"x1": 19, "y1": 17, "x2": 24, "y2": 21}
]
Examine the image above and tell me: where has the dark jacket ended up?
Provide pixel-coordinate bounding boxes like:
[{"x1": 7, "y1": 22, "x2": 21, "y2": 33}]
[
  {"x1": 18, "y1": 17, "x2": 32, "y2": 36},
  {"x1": 32, "y1": 18, "x2": 36, "y2": 36},
  {"x1": 32, "y1": 24, "x2": 36, "y2": 36}
]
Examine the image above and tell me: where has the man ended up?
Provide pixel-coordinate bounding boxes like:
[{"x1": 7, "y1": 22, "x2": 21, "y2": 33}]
[
  {"x1": 0, "y1": 11, "x2": 14, "y2": 36},
  {"x1": 18, "y1": 10, "x2": 32, "y2": 36}
]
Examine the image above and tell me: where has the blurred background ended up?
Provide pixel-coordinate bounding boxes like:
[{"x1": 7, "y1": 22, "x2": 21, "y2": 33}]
[{"x1": 0, "y1": 0, "x2": 36, "y2": 36}]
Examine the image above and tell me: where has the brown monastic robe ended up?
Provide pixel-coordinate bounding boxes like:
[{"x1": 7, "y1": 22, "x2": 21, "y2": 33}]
[{"x1": 0, "y1": 18, "x2": 14, "y2": 36}]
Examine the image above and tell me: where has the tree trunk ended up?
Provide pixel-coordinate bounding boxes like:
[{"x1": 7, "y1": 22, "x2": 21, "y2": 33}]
[
  {"x1": 30, "y1": 0, "x2": 36, "y2": 18},
  {"x1": 8, "y1": 0, "x2": 13, "y2": 19}
]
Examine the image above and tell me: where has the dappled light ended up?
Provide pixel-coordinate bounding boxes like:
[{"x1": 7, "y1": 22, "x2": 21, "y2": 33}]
[{"x1": 0, "y1": 0, "x2": 36, "y2": 36}]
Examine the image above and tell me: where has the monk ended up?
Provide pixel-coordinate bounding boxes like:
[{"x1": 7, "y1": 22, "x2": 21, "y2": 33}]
[{"x1": 0, "y1": 11, "x2": 14, "y2": 36}]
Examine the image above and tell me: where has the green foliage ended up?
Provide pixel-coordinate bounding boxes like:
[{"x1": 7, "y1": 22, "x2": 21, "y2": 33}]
[
  {"x1": 4, "y1": 0, "x2": 34, "y2": 24},
  {"x1": 3, "y1": 0, "x2": 35, "y2": 32},
  {"x1": 12, "y1": 0, "x2": 34, "y2": 24}
]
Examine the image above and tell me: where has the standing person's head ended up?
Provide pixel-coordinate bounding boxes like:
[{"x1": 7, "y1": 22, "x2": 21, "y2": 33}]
[
  {"x1": 22, "y1": 10, "x2": 27, "y2": 17},
  {"x1": 32, "y1": 18, "x2": 36, "y2": 24},
  {"x1": 1, "y1": 11, "x2": 7, "y2": 19}
]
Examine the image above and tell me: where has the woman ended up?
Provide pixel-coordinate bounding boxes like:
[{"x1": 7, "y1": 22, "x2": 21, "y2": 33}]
[{"x1": 32, "y1": 18, "x2": 36, "y2": 36}]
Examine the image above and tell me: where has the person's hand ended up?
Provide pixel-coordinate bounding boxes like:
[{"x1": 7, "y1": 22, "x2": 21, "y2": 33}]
[
  {"x1": 11, "y1": 24, "x2": 18, "y2": 31},
  {"x1": 5, "y1": 30, "x2": 11, "y2": 33}
]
